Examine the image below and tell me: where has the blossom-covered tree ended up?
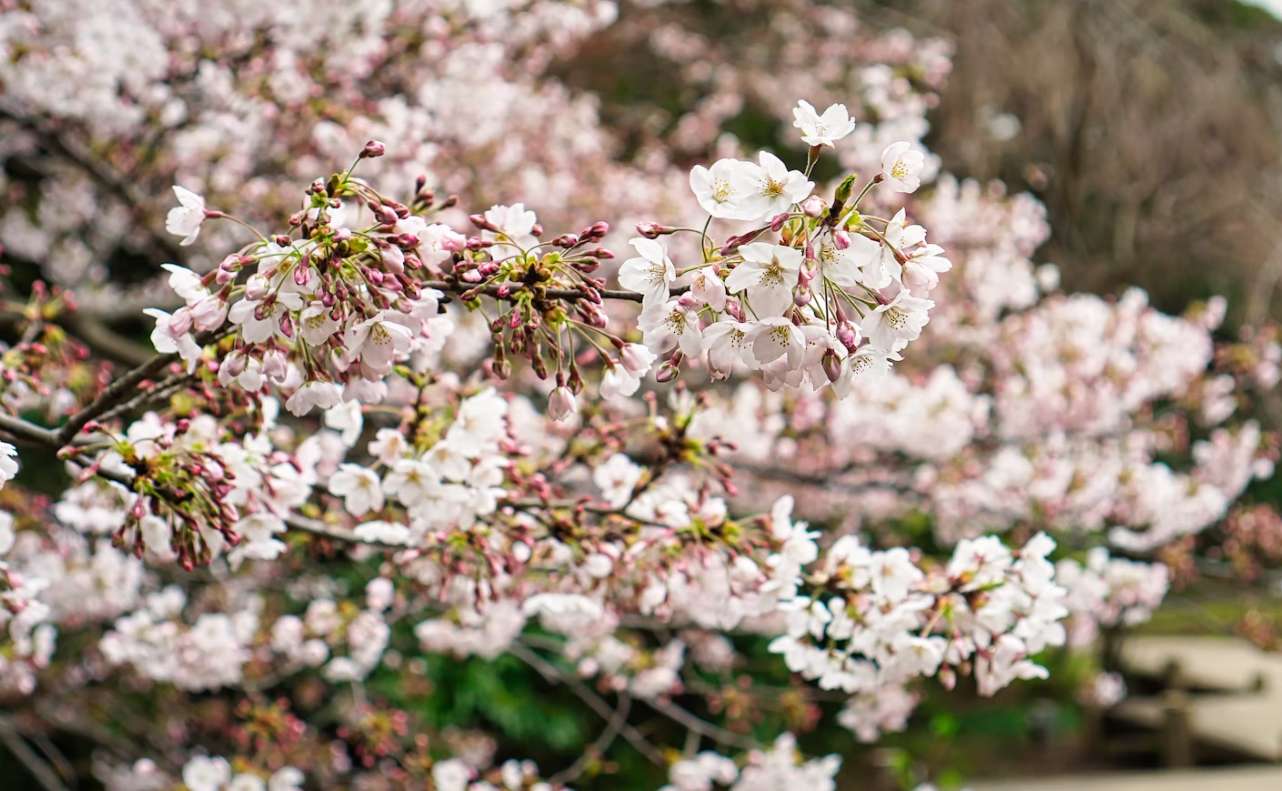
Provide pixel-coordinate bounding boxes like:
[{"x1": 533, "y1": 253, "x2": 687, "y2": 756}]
[{"x1": 0, "y1": 1, "x2": 1277, "y2": 789}]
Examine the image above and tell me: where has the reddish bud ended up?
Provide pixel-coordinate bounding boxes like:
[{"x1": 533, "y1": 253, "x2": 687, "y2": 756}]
[{"x1": 635, "y1": 222, "x2": 674, "y2": 239}]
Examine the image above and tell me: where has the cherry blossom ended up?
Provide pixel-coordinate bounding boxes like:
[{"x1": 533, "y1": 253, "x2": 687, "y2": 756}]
[
  {"x1": 793, "y1": 100, "x2": 858, "y2": 148},
  {"x1": 165, "y1": 186, "x2": 208, "y2": 246}
]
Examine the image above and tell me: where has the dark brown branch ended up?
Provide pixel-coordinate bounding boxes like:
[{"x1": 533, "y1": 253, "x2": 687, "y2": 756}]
[{"x1": 54, "y1": 328, "x2": 226, "y2": 446}]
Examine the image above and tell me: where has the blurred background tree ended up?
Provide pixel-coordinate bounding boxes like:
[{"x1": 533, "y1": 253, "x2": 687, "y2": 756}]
[{"x1": 878, "y1": 0, "x2": 1282, "y2": 328}]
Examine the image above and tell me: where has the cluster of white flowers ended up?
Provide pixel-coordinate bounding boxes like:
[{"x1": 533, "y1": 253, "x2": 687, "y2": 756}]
[
  {"x1": 180, "y1": 757, "x2": 303, "y2": 791},
  {"x1": 1057, "y1": 548, "x2": 1170, "y2": 646},
  {"x1": 628, "y1": 101, "x2": 947, "y2": 396},
  {"x1": 770, "y1": 533, "x2": 1068, "y2": 698},
  {"x1": 622, "y1": 492, "x2": 815, "y2": 631},
  {"x1": 0, "y1": 511, "x2": 57, "y2": 695},
  {"x1": 566, "y1": 636, "x2": 687, "y2": 700},
  {"x1": 94, "y1": 407, "x2": 314, "y2": 566},
  {"x1": 661, "y1": 734, "x2": 840, "y2": 791},
  {"x1": 270, "y1": 592, "x2": 391, "y2": 683},
  {"x1": 429, "y1": 756, "x2": 555, "y2": 791},
  {"x1": 11, "y1": 527, "x2": 145, "y2": 624},
  {"x1": 415, "y1": 600, "x2": 527, "y2": 660},
  {"x1": 325, "y1": 387, "x2": 509, "y2": 538},
  {"x1": 837, "y1": 682, "x2": 919, "y2": 743},
  {"x1": 99, "y1": 588, "x2": 258, "y2": 691}
]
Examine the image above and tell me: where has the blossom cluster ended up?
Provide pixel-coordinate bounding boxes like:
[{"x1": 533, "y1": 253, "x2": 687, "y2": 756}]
[
  {"x1": 661, "y1": 734, "x2": 839, "y2": 791},
  {"x1": 771, "y1": 532, "x2": 1068, "y2": 698},
  {"x1": 628, "y1": 123, "x2": 947, "y2": 396},
  {"x1": 0, "y1": 0, "x2": 1276, "y2": 787}
]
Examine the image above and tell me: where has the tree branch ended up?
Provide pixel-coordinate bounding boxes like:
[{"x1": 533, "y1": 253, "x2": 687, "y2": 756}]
[
  {"x1": 0, "y1": 718, "x2": 69, "y2": 791},
  {"x1": 643, "y1": 698, "x2": 757, "y2": 751},
  {"x1": 548, "y1": 692, "x2": 633, "y2": 786},
  {"x1": 508, "y1": 641, "x2": 665, "y2": 766}
]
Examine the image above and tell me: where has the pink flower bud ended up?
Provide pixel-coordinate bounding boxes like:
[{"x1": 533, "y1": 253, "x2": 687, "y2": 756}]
[
  {"x1": 822, "y1": 349, "x2": 843, "y2": 383},
  {"x1": 635, "y1": 222, "x2": 673, "y2": 239},
  {"x1": 801, "y1": 196, "x2": 826, "y2": 217},
  {"x1": 360, "y1": 139, "x2": 386, "y2": 159},
  {"x1": 548, "y1": 386, "x2": 577, "y2": 422},
  {"x1": 620, "y1": 344, "x2": 654, "y2": 375},
  {"x1": 903, "y1": 261, "x2": 938, "y2": 293},
  {"x1": 836, "y1": 321, "x2": 861, "y2": 353}
]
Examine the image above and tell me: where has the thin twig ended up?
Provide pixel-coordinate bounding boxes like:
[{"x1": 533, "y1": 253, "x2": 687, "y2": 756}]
[
  {"x1": 0, "y1": 718, "x2": 70, "y2": 791},
  {"x1": 55, "y1": 328, "x2": 224, "y2": 446},
  {"x1": 508, "y1": 642, "x2": 664, "y2": 766},
  {"x1": 643, "y1": 698, "x2": 756, "y2": 750},
  {"x1": 548, "y1": 692, "x2": 632, "y2": 786},
  {"x1": 95, "y1": 374, "x2": 195, "y2": 425}
]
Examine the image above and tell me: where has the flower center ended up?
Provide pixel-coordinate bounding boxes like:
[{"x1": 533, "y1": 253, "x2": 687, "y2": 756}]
[
  {"x1": 647, "y1": 262, "x2": 668, "y2": 285},
  {"x1": 760, "y1": 257, "x2": 785, "y2": 287},
  {"x1": 712, "y1": 177, "x2": 733, "y2": 204}
]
